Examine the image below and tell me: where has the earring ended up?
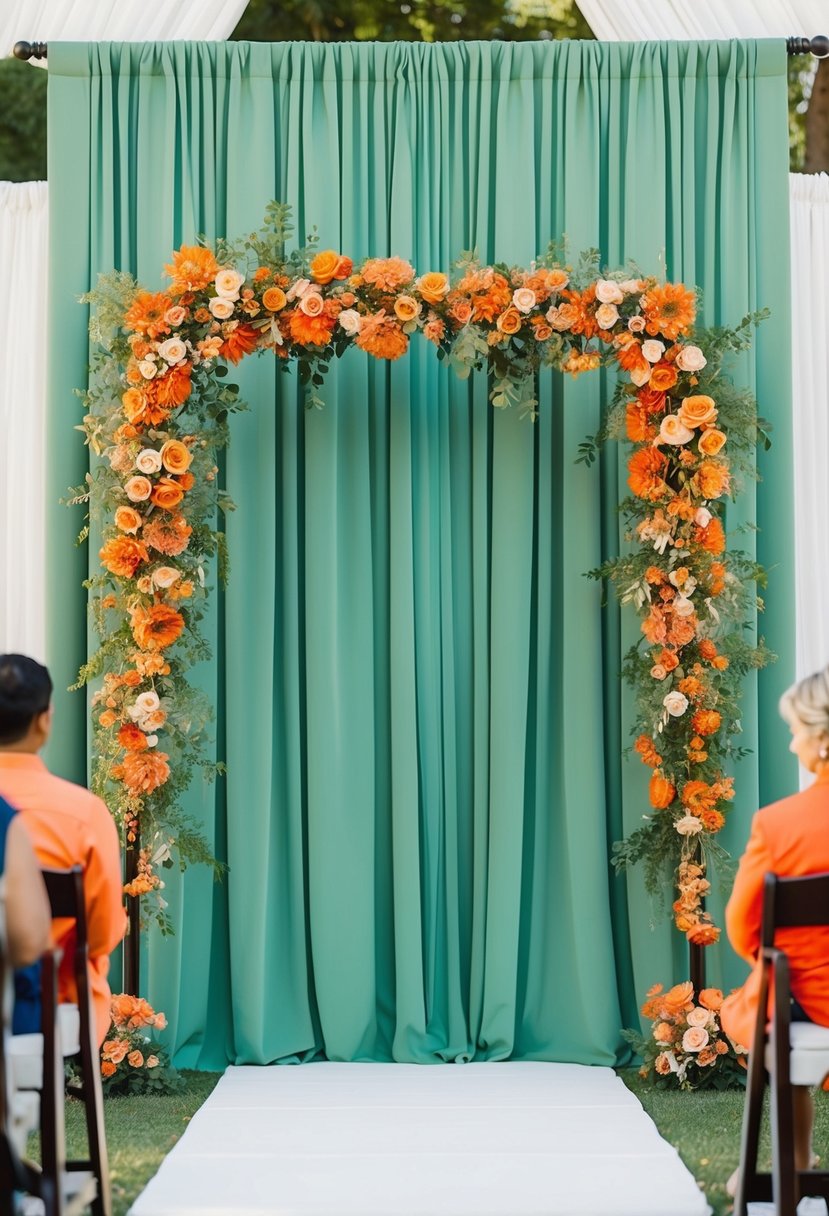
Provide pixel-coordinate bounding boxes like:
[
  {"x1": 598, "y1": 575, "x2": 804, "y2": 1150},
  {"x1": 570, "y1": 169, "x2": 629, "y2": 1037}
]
[{"x1": 820, "y1": 742, "x2": 829, "y2": 762}]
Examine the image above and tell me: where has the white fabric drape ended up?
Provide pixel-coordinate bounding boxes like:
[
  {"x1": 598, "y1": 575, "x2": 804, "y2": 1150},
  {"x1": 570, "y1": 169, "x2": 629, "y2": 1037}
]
[
  {"x1": 2, "y1": 0, "x2": 250, "y2": 58},
  {"x1": 790, "y1": 173, "x2": 829, "y2": 681},
  {"x1": 577, "y1": 0, "x2": 827, "y2": 41},
  {"x1": 0, "y1": 182, "x2": 48, "y2": 661}
]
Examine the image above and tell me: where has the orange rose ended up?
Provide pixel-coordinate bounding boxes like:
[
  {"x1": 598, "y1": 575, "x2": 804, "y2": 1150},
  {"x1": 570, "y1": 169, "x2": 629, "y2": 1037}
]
[
  {"x1": 114, "y1": 507, "x2": 143, "y2": 535},
  {"x1": 98, "y1": 710, "x2": 118, "y2": 729},
  {"x1": 449, "y1": 299, "x2": 473, "y2": 326},
  {"x1": 649, "y1": 772, "x2": 676, "y2": 809},
  {"x1": 678, "y1": 394, "x2": 717, "y2": 428},
  {"x1": 659, "y1": 649, "x2": 679, "y2": 672},
  {"x1": 649, "y1": 363, "x2": 679, "y2": 392},
  {"x1": 101, "y1": 1060, "x2": 117, "y2": 1078},
  {"x1": 698, "y1": 428, "x2": 727, "y2": 457},
  {"x1": 128, "y1": 1050, "x2": 144, "y2": 1068},
  {"x1": 160, "y1": 439, "x2": 192, "y2": 474},
  {"x1": 150, "y1": 478, "x2": 185, "y2": 511},
  {"x1": 393, "y1": 295, "x2": 421, "y2": 323},
  {"x1": 496, "y1": 307, "x2": 522, "y2": 335},
  {"x1": 661, "y1": 981, "x2": 694, "y2": 1014},
  {"x1": 697, "y1": 640, "x2": 717, "y2": 661},
  {"x1": 416, "y1": 271, "x2": 450, "y2": 305},
  {"x1": 532, "y1": 323, "x2": 553, "y2": 341},
  {"x1": 310, "y1": 250, "x2": 340, "y2": 284},
  {"x1": 687, "y1": 923, "x2": 720, "y2": 946},
  {"x1": 262, "y1": 286, "x2": 287, "y2": 312},
  {"x1": 698, "y1": 988, "x2": 723, "y2": 1011}
]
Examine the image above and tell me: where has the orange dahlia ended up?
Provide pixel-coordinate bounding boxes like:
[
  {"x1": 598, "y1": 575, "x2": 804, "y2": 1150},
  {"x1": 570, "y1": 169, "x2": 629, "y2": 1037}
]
[
  {"x1": 124, "y1": 292, "x2": 172, "y2": 340},
  {"x1": 116, "y1": 750, "x2": 171, "y2": 794},
  {"x1": 148, "y1": 363, "x2": 192, "y2": 408},
  {"x1": 691, "y1": 708, "x2": 721, "y2": 737},
  {"x1": 164, "y1": 245, "x2": 220, "y2": 295},
  {"x1": 560, "y1": 285, "x2": 598, "y2": 338},
  {"x1": 130, "y1": 603, "x2": 185, "y2": 651},
  {"x1": 694, "y1": 516, "x2": 725, "y2": 555},
  {"x1": 221, "y1": 323, "x2": 260, "y2": 364},
  {"x1": 356, "y1": 313, "x2": 409, "y2": 361},
  {"x1": 625, "y1": 402, "x2": 658, "y2": 442},
  {"x1": 628, "y1": 447, "x2": 669, "y2": 501},
  {"x1": 681, "y1": 780, "x2": 718, "y2": 815},
  {"x1": 100, "y1": 537, "x2": 149, "y2": 578},
  {"x1": 360, "y1": 256, "x2": 415, "y2": 293},
  {"x1": 640, "y1": 282, "x2": 696, "y2": 340},
  {"x1": 287, "y1": 310, "x2": 334, "y2": 348},
  {"x1": 695, "y1": 461, "x2": 730, "y2": 501},
  {"x1": 143, "y1": 514, "x2": 192, "y2": 556},
  {"x1": 117, "y1": 723, "x2": 149, "y2": 752}
]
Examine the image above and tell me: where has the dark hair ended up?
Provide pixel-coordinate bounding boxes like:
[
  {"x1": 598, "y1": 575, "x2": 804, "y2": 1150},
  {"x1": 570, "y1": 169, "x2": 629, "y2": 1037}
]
[{"x1": 0, "y1": 655, "x2": 53, "y2": 745}]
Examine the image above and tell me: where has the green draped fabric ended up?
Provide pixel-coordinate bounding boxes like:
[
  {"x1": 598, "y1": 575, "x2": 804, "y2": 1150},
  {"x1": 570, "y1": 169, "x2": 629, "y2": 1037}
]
[{"x1": 45, "y1": 38, "x2": 795, "y2": 1067}]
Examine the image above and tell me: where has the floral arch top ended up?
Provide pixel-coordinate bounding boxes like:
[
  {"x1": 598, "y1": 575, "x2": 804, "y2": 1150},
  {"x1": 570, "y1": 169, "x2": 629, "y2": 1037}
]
[{"x1": 77, "y1": 203, "x2": 768, "y2": 941}]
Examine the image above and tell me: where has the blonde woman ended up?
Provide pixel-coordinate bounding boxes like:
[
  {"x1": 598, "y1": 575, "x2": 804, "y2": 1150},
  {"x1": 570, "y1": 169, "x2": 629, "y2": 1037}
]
[{"x1": 721, "y1": 665, "x2": 829, "y2": 1187}]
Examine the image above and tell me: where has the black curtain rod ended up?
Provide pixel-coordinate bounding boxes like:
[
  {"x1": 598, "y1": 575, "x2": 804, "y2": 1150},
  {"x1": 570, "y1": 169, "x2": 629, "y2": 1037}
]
[{"x1": 11, "y1": 35, "x2": 829, "y2": 61}]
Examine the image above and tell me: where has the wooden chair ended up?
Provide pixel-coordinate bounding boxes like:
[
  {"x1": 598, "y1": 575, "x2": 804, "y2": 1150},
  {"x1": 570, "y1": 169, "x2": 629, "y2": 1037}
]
[{"x1": 735, "y1": 871, "x2": 829, "y2": 1216}]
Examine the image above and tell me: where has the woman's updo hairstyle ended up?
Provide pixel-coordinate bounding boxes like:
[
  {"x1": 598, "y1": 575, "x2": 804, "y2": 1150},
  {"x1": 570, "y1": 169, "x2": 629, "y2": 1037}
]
[{"x1": 779, "y1": 665, "x2": 829, "y2": 737}]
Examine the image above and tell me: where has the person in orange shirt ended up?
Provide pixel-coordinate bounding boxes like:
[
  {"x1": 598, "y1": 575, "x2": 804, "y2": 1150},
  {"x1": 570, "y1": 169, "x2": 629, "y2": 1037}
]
[
  {"x1": 0, "y1": 654, "x2": 126, "y2": 1045},
  {"x1": 721, "y1": 664, "x2": 829, "y2": 1188}
]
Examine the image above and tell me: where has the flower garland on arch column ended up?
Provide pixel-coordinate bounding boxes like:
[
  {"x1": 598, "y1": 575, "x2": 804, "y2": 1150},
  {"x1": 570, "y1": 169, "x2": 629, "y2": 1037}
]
[{"x1": 75, "y1": 203, "x2": 769, "y2": 939}]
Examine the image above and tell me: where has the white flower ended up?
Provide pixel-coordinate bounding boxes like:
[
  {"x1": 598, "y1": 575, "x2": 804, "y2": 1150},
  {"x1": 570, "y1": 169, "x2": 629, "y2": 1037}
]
[
  {"x1": 338, "y1": 309, "x2": 362, "y2": 336},
  {"x1": 630, "y1": 363, "x2": 651, "y2": 387},
  {"x1": 673, "y1": 595, "x2": 696, "y2": 618},
  {"x1": 676, "y1": 344, "x2": 707, "y2": 372},
  {"x1": 138, "y1": 360, "x2": 157, "y2": 380},
  {"x1": 628, "y1": 315, "x2": 646, "y2": 333},
  {"x1": 135, "y1": 448, "x2": 162, "y2": 475},
  {"x1": 152, "y1": 566, "x2": 181, "y2": 588},
  {"x1": 214, "y1": 268, "x2": 245, "y2": 300},
  {"x1": 145, "y1": 734, "x2": 159, "y2": 748},
  {"x1": 675, "y1": 814, "x2": 704, "y2": 836},
  {"x1": 595, "y1": 302, "x2": 619, "y2": 329},
  {"x1": 695, "y1": 507, "x2": 712, "y2": 528},
  {"x1": 512, "y1": 287, "x2": 537, "y2": 314},
  {"x1": 157, "y1": 337, "x2": 187, "y2": 365},
  {"x1": 286, "y1": 277, "x2": 311, "y2": 302},
  {"x1": 663, "y1": 690, "x2": 689, "y2": 717},
  {"x1": 620, "y1": 278, "x2": 642, "y2": 295},
  {"x1": 682, "y1": 1027, "x2": 710, "y2": 1053},
  {"x1": 209, "y1": 296, "x2": 235, "y2": 320},
  {"x1": 659, "y1": 415, "x2": 695, "y2": 445},
  {"x1": 595, "y1": 278, "x2": 624, "y2": 304},
  {"x1": 128, "y1": 691, "x2": 160, "y2": 721},
  {"x1": 686, "y1": 1006, "x2": 711, "y2": 1027},
  {"x1": 642, "y1": 339, "x2": 665, "y2": 363}
]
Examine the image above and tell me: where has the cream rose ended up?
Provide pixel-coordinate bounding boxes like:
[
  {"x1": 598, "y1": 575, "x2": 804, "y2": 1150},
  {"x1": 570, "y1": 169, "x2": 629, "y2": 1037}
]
[
  {"x1": 153, "y1": 566, "x2": 181, "y2": 588},
  {"x1": 659, "y1": 415, "x2": 695, "y2": 445},
  {"x1": 138, "y1": 360, "x2": 157, "y2": 380},
  {"x1": 630, "y1": 363, "x2": 651, "y2": 387},
  {"x1": 286, "y1": 277, "x2": 311, "y2": 301},
  {"x1": 663, "y1": 690, "x2": 689, "y2": 717},
  {"x1": 628, "y1": 315, "x2": 646, "y2": 333},
  {"x1": 512, "y1": 287, "x2": 537, "y2": 314},
  {"x1": 675, "y1": 814, "x2": 704, "y2": 836},
  {"x1": 298, "y1": 290, "x2": 325, "y2": 317},
  {"x1": 338, "y1": 309, "x2": 362, "y2": 336},
  {"x1": 595, "y1": 302, "x2": 619, "y2": 329},
  {"x1": 620, "y1": 278, "x2": 643, "y2": 295},
  {"x1": 676, "y1": 344, "x2": 707, "y2": 372},
  {"x1": 164, "y1": 305, "x2": 187, "y2": 327},
  {"x1": 642, "y1": 339, "x2": 665, "y2": 364},
  {"x1": 686, "y1": 1006, "x2": 711, "y2": 1028},
  {"x1": 131, "y1": 691, "x2": 160, "y2": 717},
  {"x1": 136, "y1": 576, "x2": 153, "y2": 594},
  {"x1": 157, "y1": 337, "x2": 187, "y2": 365},
  {"x1": 214, "y1": 268, "x2": 245, "y2": 300},
  {"x1": 673, "y1": 595, "x2": 695, "y2": 618},
  {"x1": 135, "y1": 448, "x2": 163, "y2": 475},
  {"x1": 682, "y1": 1026, "x2": 710, "y2": 1053},
  {"x1": 125, "y1": 476, "x2": 153, "y2": 502},
  {"x1": 209, "y1": 296, "x2": 235, "y2": 320},
  {"x1": 595, "y1": 278, "x2": 624, "y2": 304},
  {"x1": 695, "y1": 507, "x2": 712, "y2": 528}
]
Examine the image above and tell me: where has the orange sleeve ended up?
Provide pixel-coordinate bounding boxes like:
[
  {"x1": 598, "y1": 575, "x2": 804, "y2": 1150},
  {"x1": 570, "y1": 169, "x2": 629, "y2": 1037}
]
[
  {"x1": 83, "y1": 794, "x2": 128, "y2": 960},
  {"x1": 725, "y1": 811, "x2": 772, "y2": 965}
]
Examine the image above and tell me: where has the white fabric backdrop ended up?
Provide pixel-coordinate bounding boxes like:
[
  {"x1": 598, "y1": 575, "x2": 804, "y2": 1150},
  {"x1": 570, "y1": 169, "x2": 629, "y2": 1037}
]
[
  {"x1": 577, "y1": 0, "x2": 828, "y2": 40},
  {"x1": 0, "y1": 182, "x2": 48, "y2": 661},
  {"x1": 2, "y1": 0, "x2": 250, "y2": 58}
]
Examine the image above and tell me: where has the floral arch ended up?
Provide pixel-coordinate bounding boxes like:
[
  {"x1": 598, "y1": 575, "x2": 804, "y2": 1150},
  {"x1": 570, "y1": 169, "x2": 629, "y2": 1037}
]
[{"x1": 77, "y1": 203, "x2": 768, "y2": 951}]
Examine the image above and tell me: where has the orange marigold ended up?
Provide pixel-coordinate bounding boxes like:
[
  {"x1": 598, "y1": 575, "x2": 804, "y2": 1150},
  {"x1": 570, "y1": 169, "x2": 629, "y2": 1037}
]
[
  {"x1": 356, "y1": 313, "x2": 409, "y2": 361},
  {"x1": 221, "y1": 323, "x2": 260, "y2": 364},
  {"x1": 694, "y1": 516, "x2": 725, "y2": 555},
  {"x1": 681, "y1": 780, "x2": 718, "y2": 815},
  {"x1": 687, "y1": 922, "x2": 720, "y2": 946},
  {"x1": 696, "y1": 461, "x2": 730, "y2": 500},
  {"x1": 130, "y1": 603, "x2": 185, "y2": 651},
  {"x1": 164, "y1": 245, "x2": 220, "y2": 295},
  {"x1": 114, "y1": 750, "x2": 170, "y2": 795},
  {"x1": 117, "y1": 724, "x2": 149, "y2": 752},
  {"x1": 99, "y1": 537, "x2": 149, "y2": 578},
  {"x1": 143, "y1": 514, "x2": 192, "y2": 556},
  {"x1": 628, "y1": 447, "x2": 669, "y2": 501},
  {"x1": 361, "y1": 256, "x2": 415, "y2": 293},
  {"x1": 640, "y1": 282, "x2": 696, "y2": 340},
  {"x1": 124, "y1": 292, "x2": 172, "y2": 340},
  {"x1": 634, "y1": 734, "x2": 663, "y2": 767},
  {"x1": 625, "y1": 402, "x2": 658, "y2": 442},
  {"x1": 692, "y1": 708, "x2": 721, "y2": 737}
]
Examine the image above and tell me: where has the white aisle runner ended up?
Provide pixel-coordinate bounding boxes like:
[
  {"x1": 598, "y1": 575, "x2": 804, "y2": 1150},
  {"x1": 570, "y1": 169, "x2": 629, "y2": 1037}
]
[{"x1": 129, "y1": 1062, "x2": 709, "y2": 1216}]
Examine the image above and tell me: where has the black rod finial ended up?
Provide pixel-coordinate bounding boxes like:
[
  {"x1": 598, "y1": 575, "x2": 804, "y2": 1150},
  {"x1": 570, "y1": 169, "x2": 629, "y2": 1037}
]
[
  {"x1": 787, "y1": 34, "x2": 829, "y2": 57},
  {"x1": 12, "y1": 41, "x2": 47, "y2": 61}
]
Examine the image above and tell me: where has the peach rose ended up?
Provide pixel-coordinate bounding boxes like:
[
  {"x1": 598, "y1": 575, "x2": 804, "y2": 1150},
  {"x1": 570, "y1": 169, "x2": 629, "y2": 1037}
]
[
  {"x1": 130, "y1": 691, "x2": 160, "y2": 718},
  {"x1": 650, "y1": 664, "x2": 668, "y2": 681},
  {"x1": 310, "y1": 250, "x2": 341, "y2": 285},
  {"x1": 164, "y1": 305, "x2": 187, "y2": 327},
  {"x1": 659, "y1": 415, "x2": 694, "y2": 445},
  {"x1": 298, "y1": 290, "x2": 325, "y2": 317},
  {"x1": 115, "y1": 506, "x2": 143, "y2": 534},
  {"x1": 138, "y1": 359, "x2": 157, "y2": 380},
  {"x1": 675, "y1": 814, "x2": 704, "y2": 836},
  {"x1": 136, "y1": 448, "x2": 162, "y2": 475},
  {"x1": 157, "y1": 337, "x2": 187, "y2": 365},
  {"x1": 697, "y1": 1046, "x2": 717, "y2": 1066},
  {"x1": 678, "y1": 394, "x2": 717, "y2": 428},
  {"x1": 675, "y1": 344, "x2": 707, "y2": 372},
  {"x1": 595, "y1": 302, "x2": 619, "y2": 329},
  {"x1": 681, "y1": 1026, "x2": 709, "y2": 1053},
  {"x1": 686, "y1": 1006, "x2": 710, "y2": 1028},
  {"x1": 394, "y1": 295, "x2": 422, "y2": 323},
  {"x1": 139, "y1": 709, "x2": 167, "y2": 731},
  {"x1": 654, "y1": 1022, "x2": 674, "y2": 1043},
  {"x1": 98, "y1": 710, "x2": 118, "y2": 729},
  {"x1": 151, "y1": 478, "x2": 185, "y2": 511},
  {"x1": 125, "y1": 476, "x2": 153, "y2": 502},
  {"x1": 496, "y1": 307, "x2": 522, "y2": 335},
  {"x1": 698, "y1": 428, "x2": 727, "y2": 457},
  {"x1": 628, "y1": 315, "x2": 646, "y2": 333},
  {"x1": 160, "y1": 439, "x2": 192, "y2": 475},
  {"x1": 699, "y1": 988, "x2": 724, "y2": 1012},
  {"x1": 512, "y1": 287, "x2": 537, "y2": 314},
  {"x1": 595, "y1": 278, "x2": 624, "y2": 304},
  {"x1": 416, "y1": 271, "x2": 450, "y2": 305},
  {"x1": 145, "y1": 1055, "x2": 160, "y2": 1068},
  {"x1": 663, "y1": 691, "x2": 689, "y2": 717},
  {"x1": 262, "y1": 287, "x2": 287, "y2": 312},
  {"x1": 533, "y1": 323, "x2": 553, "y2": 341},
  {"x1": 209, "y1": 296, "x2": 235, "y2": 320},
  {"x1": 654, "y1": 1052, "x2": 673, "y2": 1075},
  {"x1": 153, "y1": 566, "x2": 181, "y2": 588},
  {"x1": 128, "y1": 1050, "x2": 145, "y2": 1068},
  {"x1": 214, "y1": 268, "x2": 245, "y2": 300},
  {"x1": 450, "y1": 299, "x2": 473, "y2": 326}
]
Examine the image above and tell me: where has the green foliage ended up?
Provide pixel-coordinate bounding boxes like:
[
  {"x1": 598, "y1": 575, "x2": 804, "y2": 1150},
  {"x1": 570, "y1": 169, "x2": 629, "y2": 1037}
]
[{"x1": 0, "y1": 59, "x2": 47, "y2": 181}]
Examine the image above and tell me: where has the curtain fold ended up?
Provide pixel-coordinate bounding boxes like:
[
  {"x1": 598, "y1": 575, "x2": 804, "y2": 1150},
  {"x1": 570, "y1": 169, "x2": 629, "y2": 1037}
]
[
  {"x1": 577, "y1": 0, "x2": 827, "y2": 41},
  {"x1": 46, "y1": 38, "x2": 794, "y2": 1067}
]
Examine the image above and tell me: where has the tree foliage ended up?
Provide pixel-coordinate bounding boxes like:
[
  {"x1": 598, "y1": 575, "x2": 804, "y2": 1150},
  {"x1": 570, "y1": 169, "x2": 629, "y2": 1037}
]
[{"x1": 0, "y1": 58, "x2": 47, "y2": 181}]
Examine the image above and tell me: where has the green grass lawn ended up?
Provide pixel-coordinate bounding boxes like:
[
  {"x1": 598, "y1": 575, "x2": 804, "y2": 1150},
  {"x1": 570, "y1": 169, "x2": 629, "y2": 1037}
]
[{"x1": 47, "y1": 1067, "x2": 829, "y2": 1215}]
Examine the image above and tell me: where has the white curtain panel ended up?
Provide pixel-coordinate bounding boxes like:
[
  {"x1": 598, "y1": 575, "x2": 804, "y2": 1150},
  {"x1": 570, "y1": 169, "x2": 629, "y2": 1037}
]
[
  {"x1": 2, "y1": 0, "x2": 250, "y2": 58},
  {"x1": 0, "y1": 182, "x2": 48, "y2": 661},
  {"x1": 790, "y1": 173, "x2": 829, "y2": 682},
  {"x1": 577, "y1": 0, "x2": 828, "y2": 41}
]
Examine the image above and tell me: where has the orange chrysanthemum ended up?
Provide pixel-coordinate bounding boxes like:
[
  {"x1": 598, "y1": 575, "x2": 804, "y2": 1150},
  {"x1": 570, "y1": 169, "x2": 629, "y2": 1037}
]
[
  {"x1": 147, "y1": 363, "x2": 192, "y2": 408},
  {"x1": 143, "y1": 514, "x2": 192, "y2": 556},
  {"x1": 116, "y1": 750, "x2": 171, "y2": 794},
  {"x1": 221, "y1": 323, "x2": 260, "y2": 364},
  {"x1": 681, "y1": 780, "x2": 718, "y2": 815},
  {"x1": 164, "y1": 245, "x2": 220, "y2": 295},
  {"x1": 695, "y1": 461, "x2": 730, "y2": 501},
  {"x1": 640, "y1": 282, "x2": 696, "y2": 340},
  {"x1": 355, "y1": 313, "x2": 409, "y2": 361},
  {"x1": 628, "y1": 446, "x2": 669, "y2": 501},
  {"x1": 625, "y1": 402, "x2": 658, "y2": 442},
  {"x1": 130, "y1": 603, "x2": 185, "y2": 651},
  {"x1": 287, "y1": 310, "x2": 334, "y2": 348},
  {"x1": 360, "y1": 256, "x2": 415, "y2": 294},
  {"x1": 692, "y1": 708, "x2": 722, "y2": 737},
  {"x1": 124, "y1": 292, "x2": 172, "y2": 340},
  {"x1": 694, "y1": 516, "x2": 725, "y2": 555},
  {"x1": 634, "y1": 734, "x2": 663, "y2": 768},
  {"x1": 99, "y1": 536, "x2": 149, "y2": 578},
  {"x1": 117, "y1": 724, "x2": 149, "y2": 752}
]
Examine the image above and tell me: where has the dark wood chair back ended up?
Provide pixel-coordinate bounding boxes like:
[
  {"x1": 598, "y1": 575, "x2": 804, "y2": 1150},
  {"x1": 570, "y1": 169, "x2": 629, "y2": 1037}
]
[{"x1": 761, "y1": 871, "x2": 829, "y2": 942}]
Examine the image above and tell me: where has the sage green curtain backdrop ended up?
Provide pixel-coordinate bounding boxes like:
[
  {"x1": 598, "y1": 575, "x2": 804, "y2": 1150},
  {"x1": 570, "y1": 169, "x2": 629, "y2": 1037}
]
[{"x1": 45, "y1": 39, "x2": 795, "y2": 1067}]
